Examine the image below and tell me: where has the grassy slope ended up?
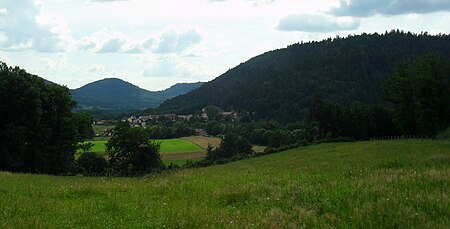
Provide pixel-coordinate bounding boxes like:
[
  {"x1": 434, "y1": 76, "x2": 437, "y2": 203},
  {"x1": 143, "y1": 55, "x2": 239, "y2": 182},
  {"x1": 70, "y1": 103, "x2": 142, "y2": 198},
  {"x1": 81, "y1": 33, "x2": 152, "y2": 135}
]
[{"x1": 1, "y1": 140, "x2": 449, "y2": 228}]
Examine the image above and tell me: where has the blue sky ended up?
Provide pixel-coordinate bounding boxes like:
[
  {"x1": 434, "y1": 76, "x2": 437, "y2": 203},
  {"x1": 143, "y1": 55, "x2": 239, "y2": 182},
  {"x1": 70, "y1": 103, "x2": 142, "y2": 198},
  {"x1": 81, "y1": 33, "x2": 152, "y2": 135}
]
[{"x1": 0, "y1": 0, "x2": 449, "y2": 90}]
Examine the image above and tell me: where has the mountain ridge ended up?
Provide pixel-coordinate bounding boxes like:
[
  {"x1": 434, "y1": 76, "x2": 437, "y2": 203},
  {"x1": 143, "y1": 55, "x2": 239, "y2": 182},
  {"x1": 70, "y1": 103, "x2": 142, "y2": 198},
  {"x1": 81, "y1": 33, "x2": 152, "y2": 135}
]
[
  {"x1": 155, "y1": 31, "x2": 450, "y2": 122},
  {"x1": 71, "y1": 78, "x2": 203, "y2": 113}
]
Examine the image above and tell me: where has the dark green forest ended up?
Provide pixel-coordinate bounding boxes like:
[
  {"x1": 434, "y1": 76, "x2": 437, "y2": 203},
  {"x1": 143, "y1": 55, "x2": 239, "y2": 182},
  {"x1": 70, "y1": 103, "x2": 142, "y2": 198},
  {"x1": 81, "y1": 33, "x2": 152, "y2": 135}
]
[
  {"x1": 156, "y1": 31, "x2": 450, "y2": 123},
  {"x1": 0, "y1": 63, "x2": 80, "y2": 174}
]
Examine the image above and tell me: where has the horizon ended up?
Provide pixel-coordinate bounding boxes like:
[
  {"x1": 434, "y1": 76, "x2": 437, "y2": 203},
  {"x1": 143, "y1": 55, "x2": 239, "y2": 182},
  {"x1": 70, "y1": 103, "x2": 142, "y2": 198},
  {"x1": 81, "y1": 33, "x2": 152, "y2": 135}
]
[
  {"x1": 1, "y1": 0, "x2": 449, "y2": 91},
  {"x1": 70, "y1": 77, "x2": 204, "y2": 91}
]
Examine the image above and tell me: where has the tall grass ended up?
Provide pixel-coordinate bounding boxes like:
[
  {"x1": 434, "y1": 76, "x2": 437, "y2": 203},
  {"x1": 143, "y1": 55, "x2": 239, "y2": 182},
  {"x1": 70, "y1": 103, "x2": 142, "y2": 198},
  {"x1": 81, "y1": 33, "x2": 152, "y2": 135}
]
[{"x1": 1, "y1": 140, "x2": 449, "y2": 228}]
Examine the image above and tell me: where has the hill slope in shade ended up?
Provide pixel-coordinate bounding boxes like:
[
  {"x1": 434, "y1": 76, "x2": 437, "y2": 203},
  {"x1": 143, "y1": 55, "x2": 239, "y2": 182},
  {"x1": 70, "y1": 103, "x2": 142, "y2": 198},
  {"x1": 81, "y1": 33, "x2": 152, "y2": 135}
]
[
  {"x1": 157, "y1": 32, "x2": 450, "y2": 122},
  {"x1": 1, "y1": 140, "x2": 449, "y2": 227},
  {"x1": 71, "y1": 78, "x2": 203, "y2": 112}
]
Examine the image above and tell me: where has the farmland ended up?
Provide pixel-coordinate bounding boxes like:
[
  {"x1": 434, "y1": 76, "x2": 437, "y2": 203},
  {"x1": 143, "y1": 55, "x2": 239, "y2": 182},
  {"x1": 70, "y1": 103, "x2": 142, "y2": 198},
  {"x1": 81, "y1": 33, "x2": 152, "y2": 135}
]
[
  {"x1": 77, "y1": 137, "x2": 211, "y2": 165},
  {"x1": 1, "y1": 140, "x2": 449, "y2": 228}
]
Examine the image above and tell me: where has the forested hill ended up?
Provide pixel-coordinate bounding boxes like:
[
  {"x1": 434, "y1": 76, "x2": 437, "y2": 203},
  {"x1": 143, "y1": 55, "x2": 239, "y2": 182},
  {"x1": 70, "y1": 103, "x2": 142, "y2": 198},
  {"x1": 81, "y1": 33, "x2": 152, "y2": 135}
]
[
  {"x1": 156, "y1": 31, "x2": 450, "y2": 122},
  {"x1": 71, "y1": 78, "x2": 203, "y2": 113}
]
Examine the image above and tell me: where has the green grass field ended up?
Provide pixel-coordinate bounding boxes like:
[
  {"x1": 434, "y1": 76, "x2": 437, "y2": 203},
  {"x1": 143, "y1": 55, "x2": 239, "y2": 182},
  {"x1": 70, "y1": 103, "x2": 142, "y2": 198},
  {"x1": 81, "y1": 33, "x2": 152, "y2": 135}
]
[
  {"x1": 77, "y1": 140, "x2": 108, "y2": 156},
  {"x1": 2, "y1": 140, "x2": 449, "y2": 228},
  {"x1": 77, "y1": 138, "x2": 202, "y2": 157},
  {"x1": 157, "y1": 138, "x2": 202, "y2": 153}
]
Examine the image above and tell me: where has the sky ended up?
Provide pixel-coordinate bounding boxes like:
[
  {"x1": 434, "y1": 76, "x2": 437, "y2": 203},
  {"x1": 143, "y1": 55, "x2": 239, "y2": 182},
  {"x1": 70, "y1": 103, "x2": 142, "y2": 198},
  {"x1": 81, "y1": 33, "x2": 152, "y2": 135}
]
[{"x1": 0, "y1": 0, "x2": 449, "y2": 91}]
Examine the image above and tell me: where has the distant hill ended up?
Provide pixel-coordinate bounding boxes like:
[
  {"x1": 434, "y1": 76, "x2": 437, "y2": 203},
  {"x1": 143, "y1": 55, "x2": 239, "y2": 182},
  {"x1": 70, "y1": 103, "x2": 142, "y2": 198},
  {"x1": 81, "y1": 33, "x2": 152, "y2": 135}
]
[
  {"x1": 156, "y1": 31, "x2": 450, "y2": 122},
  {"x1": 71, "y1": 78, "x2": 203, "y2": 113}
]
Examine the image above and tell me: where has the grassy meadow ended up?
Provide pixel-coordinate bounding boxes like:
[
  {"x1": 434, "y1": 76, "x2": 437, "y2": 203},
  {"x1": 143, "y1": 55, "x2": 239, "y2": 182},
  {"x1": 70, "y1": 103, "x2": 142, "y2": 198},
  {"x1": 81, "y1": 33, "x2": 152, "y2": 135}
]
[{"x1": 1, "y1": 139, "x2": 449, "y2": 228}]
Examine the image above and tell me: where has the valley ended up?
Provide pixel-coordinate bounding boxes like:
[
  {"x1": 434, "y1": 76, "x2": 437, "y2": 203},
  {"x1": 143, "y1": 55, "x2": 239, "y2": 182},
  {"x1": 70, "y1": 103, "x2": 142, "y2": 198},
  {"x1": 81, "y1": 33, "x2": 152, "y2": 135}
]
[{"x1": 1, "y1": 30, "x2": 449, "y2": 228}]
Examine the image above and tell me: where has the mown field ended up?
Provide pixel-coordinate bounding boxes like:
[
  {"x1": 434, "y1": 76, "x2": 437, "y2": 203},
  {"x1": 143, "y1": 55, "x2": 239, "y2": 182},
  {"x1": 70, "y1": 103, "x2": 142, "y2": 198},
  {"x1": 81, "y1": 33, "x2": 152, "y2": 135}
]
[
  {"x1": 1, "y1": 140, "x2": 449, "y2": 228},
  {"x1": 76, "y1": 138, "x2": 205, "y2": 165},
  {"x1": 77, "y1": 138, "x2": 202, "y2": 155}
]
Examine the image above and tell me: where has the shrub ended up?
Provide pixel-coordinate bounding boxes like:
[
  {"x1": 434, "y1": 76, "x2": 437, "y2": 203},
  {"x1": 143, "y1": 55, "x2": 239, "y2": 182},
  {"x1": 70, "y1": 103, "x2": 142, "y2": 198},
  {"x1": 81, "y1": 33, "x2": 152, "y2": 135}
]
[{"x1": 77, "y1": 152, "x2": 109, "y2": 176}]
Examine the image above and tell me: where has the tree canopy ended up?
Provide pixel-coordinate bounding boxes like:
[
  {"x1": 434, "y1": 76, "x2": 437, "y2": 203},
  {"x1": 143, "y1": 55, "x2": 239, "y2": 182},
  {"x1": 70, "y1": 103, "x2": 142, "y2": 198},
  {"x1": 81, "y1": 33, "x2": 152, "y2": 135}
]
[
  {"x1": 0, "y1": 62, "x2": 79, "y2": 174},
  {"x1": 156, "y1": 31, "x2": 450, "y2": 123},
  {"x1": 384, "y1": 54, "x2": 450, "y2": 136},
  {"x1": 107, "y1": 122, "x2": 164, "y2": 175}
]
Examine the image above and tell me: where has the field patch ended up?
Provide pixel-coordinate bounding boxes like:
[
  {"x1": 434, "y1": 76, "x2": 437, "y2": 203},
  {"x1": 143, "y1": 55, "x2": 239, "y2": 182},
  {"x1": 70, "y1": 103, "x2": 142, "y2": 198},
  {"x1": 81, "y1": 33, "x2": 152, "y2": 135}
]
[
  {"x1": 77, "y1": 140, "x2": 108, "y2": 156},
  {"x1": 182, "y1": 136, "x2": 222, "y2": 149},
  {"x1": 77, "y1": 138, "x2": 203, "y2": 159},
  {"x1": 156, "y1": 138, "x2": 202, "y2": 153}
]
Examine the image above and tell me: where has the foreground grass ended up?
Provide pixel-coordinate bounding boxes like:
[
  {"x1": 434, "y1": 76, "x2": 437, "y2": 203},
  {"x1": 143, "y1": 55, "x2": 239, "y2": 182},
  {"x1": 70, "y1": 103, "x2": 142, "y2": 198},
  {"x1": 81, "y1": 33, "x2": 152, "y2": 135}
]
[{"x1": 1, "y1": 140, "x2": 449, "y2": 228}]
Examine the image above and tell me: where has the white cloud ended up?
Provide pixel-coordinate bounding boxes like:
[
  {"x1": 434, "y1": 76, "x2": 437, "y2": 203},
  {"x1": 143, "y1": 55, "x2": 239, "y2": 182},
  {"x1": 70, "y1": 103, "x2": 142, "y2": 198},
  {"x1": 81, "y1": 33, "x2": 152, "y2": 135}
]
[
  {"x1": 88, "y1": 64, "x2": 105, "y2": 73},
  {"x1": 0, "y1": 0, "x2": 69, "y2": 52},
  {"x1": 155, "y1": 28, "x2": 203, "y2": 54},
  {"x1": 78, "y1": 29, "x2": 135, "y2": 53},
  {"x1": 277, "y1": 14, "x2": 360, "y2": 32},
  {"x1": 77, "y1": 27, "x2": 202, "y2": 55},
  {"x1": 97, "y1": 38, "x2": 127, "y2": 53},
  {"x1": 332, "y1": 0, "x2": 450, "y2": 17}
]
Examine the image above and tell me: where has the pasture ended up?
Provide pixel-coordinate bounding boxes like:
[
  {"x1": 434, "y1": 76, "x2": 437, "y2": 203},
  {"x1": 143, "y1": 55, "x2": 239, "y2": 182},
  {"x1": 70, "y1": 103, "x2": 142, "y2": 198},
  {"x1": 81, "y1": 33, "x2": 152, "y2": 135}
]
[
  {"x1": 1, "y1": 139, "x2": 449, "y2": 228},
  {"x1": 77, "y1": 138, "x2": 206, "y2": 164},
  {"x1": 157, "y1": 138, "x2": 202, "y2": 153}
]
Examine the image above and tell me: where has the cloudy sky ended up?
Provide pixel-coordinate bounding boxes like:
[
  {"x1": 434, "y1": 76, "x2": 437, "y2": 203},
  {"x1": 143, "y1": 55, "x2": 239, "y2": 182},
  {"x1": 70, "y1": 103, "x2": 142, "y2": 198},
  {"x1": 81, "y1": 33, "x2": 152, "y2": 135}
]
[{"x1": 0, "y1": 0, "x2": 449, "y2": 90}]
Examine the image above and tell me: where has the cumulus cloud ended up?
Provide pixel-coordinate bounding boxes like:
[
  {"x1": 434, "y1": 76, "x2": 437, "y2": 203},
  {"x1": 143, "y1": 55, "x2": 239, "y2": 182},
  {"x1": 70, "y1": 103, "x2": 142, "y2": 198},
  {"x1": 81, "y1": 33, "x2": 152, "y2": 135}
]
[
  {"x1": 0, "y1": 0, "x2": 68, "y2": 52},
  {"x1": 332, "y1": 0, "x2": 450, "y2": 17},
  {"x1": 277, "y1": 14, "x2": 360, "y2": 32},
  {"x1": 78, "y1": 27, "x2": 202, "y2": 55},
  {"x1": 88, "y1": 64, "x2": 105, "y2": 73},
  {"x1": 155, "y1": 29, "x2": 202, "y2": 54},
  {"x1": 77, "y1": 29, "x2": 137, "y2": 53},
  {"x1": 97, "y1": 38, "x2": 126, "y2": 53}
]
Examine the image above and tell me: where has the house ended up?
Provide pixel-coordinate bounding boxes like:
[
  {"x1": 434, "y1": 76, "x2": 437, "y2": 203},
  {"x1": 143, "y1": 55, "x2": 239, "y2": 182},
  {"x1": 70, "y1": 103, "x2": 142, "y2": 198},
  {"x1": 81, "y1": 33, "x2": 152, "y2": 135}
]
[
  {"x1": 195, "y1": 128, "x2": 207, "y2": 136},
  {"x1": 221, "y1": 111, "x2": 237, "y2": 119}
]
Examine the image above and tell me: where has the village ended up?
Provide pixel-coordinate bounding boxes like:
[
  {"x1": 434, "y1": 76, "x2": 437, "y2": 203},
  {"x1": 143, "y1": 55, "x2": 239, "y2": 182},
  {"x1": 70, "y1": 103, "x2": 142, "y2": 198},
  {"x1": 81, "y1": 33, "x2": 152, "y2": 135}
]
[{"x1": 94, "y1": 108, "x2": 238, "y2": 137}]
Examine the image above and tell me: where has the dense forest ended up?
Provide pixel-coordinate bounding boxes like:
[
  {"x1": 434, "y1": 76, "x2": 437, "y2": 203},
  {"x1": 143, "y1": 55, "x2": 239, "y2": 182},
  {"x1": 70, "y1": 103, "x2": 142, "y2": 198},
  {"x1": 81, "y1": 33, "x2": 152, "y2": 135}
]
[
  {"x1": 0, "y1": 63, "x2": 93, "y2": 174},
  {"x1": 156, "y1": 31, "x2": 450, "y2": 123}
]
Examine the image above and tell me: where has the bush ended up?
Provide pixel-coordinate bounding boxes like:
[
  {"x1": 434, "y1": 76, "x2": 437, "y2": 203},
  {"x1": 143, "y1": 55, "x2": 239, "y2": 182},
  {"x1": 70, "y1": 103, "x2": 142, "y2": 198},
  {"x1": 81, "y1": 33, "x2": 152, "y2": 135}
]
[
  {"x1": 206, "y1": 133, "x2": 252, "y2": 161},
  {"x1": 77, "y1": 152, "x2": 109, "y2": 176},
  {"x1": 107, "y1": 122, "x2": 164, "y2": 176}
]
